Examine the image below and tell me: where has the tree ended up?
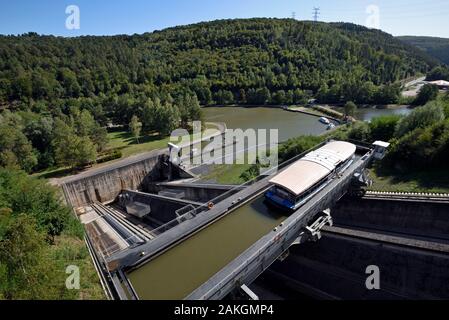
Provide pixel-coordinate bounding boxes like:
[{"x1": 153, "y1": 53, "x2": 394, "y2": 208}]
[
  {"x1": 0, "y1": 212, "x2": 54, "y2": 299},
  {"x1": 214, "y1": 90, "x2": 234, "y2": 105},
  {"x1": 279, "y1": 136, "x2": 324, "y2": 162},
  {"x1": 413, "y1": 84, "x2": 439, "y2": 106},
  {"x1": 426, "y1": 66, "x2": 449, "y2": 81},
  {"x1": 395, "y1": 101, "x2": 445, "y2": 137},
  {"x1": 348, "y1": 121, "x2": 371, "y2": 142},
  {"x1": 74, "y1": 136, "x2": 97, "y2": 167},
  {"x1": 0, "y1": 121, "x2": 37, "y2": 173},
  {"x1": 373, "y1": 84, "x2": 401, "y2": 105},
  {"x1": 151, "y1": 99, "x2": 180, "y2": 136},
  {"x1": 344, "y1": 101, "x2": 357, "y2": 117},
  {"x1": 23, "y1": 116, "x2": 54, "y2": 169},
  {"x1": 385, "y1": 119, "x2": 449, "y2": 171},
  {"x1": 72, "y1": 109, "x2": 108, "y2": 151},
  {"x1": 129, "y1": 115, "x2": 142, "y2": 144},
  {"x1": 369, "y1": 115, "x2": 402, "y2": 142},
  {"x1": 272, "y1": 90, "x2": 286, "y2": 105},
  {"x1": 0, "y1": 169, "x2": 84, "y2": 299},
  {"x1": 52, "y1": 118, "x2": 97, "y2": 168}
]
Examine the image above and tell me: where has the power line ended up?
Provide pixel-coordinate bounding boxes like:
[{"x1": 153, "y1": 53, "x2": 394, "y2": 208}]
[
  {"x1": 291, "y1": 11, "x2": 296, "y2": 20},
  {"x1": 313, "y1": 7, "x2": 320, "y2": 22}
]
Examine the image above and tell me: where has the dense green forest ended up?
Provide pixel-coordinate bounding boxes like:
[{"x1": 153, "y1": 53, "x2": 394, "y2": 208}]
[
  {"x1": 0, "y1": 169, "x2": 104, "y2": 299},
  {"x1": 398, "y1": 36, "x2": 449, "y2": 66},
  {"x1": 0, "y1": 18, "x2": 440, "y2": 173},
  {"x1": 397, "y1": 36, "x2": 449, "y2": 81},
  {"x1": 1, "y1": 19, "x2": 437, "y2": 111}
]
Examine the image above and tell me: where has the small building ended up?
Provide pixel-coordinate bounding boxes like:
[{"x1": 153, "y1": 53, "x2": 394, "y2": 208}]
[
  {"x1": 373, "y1": 141, "x2": 390, "y2": 160},
  {"x1": 428, "y1": 80, "x2": 449, "y2": 90}
]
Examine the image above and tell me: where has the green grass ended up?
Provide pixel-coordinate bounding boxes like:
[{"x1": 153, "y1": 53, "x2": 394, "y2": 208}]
[
  {"x1": 200, "y1": 158, "x2": 449, "y2": 193},
  {"x1": 200, "y1": 164, "x2": 252, "y2": 185},
  {"x1": 33, "y1": 127, "x2": 219, "y2": 180},
  {"x1": 49, "y1": 235, "x2": 106, "y2": 300},
  {"x1": 106, "y1": 131, "x2": 172, "y2": 158},
  {"x1": 369, "y1": 167, "x2": 449, "y2": 193}
]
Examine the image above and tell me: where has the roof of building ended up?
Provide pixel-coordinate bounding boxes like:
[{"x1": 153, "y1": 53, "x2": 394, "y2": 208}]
[
  {"x1": 373, "y1": 141, "x2": 390, "y2": 148},
  {"x1": 429, "y1": 80, "x2": 449, "y2": 86},
  {"x1": 269, "y1": 141, "x2": 356, "y2": 196}
]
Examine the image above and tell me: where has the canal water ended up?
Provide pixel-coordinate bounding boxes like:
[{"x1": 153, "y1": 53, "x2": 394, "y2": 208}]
[
  {"x1": 203, "y1": 107, "x2": 326, "y2": 142},
  {"x1": 126, "y1": 105, "x2": 412, "y2": 299},
  {"x1": 127, "y1": 195, "x2": 287, "y2": 300},
  {"x1": 203, "y1": 106, "x2": 412, "y2": 141}
]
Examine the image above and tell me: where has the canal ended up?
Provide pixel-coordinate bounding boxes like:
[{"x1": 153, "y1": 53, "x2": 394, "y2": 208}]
[
  {"x1": 126, "y1": 195, "x2": 287, "y2": 299},
  {"x1": 126, "y1": 105, "x2": 412, "y2": 299},
  {"x1": 203, "y1": 105, "x2": 412, "y2": 142},
  {"x1": 203, "y1": 106, "x2": 326, "y2": 142}
]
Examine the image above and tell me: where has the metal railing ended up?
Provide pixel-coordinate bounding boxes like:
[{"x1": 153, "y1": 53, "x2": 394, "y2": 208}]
[
  {"x1": 187, "y1": 147, "x2": 374, "y2": 300},
  {"x1": 174, "y1": 140, "x2": 331, "y2": 219}
]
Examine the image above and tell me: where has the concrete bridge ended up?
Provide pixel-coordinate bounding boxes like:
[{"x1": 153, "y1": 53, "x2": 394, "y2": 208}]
[{"x1": 96, "y1": 141, "x2": 376, "y2": 300}]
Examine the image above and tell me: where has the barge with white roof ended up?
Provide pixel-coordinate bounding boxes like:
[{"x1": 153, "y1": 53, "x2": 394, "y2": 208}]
[{"x1": 264, "y1": 141, "x2": 356, "y2": 211}]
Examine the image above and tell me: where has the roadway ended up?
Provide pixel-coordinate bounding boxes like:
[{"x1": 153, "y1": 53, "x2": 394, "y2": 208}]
[{"x1": 402, "y1": 76, "x2": 426, "y2": 98}]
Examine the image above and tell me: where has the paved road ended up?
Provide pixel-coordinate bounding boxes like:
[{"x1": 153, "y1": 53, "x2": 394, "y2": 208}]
[
  {"x1": 402, "y1": 76, "x2": 427, "y2": 97},
  {"x1": 404, "y1": 76, "x2": 426, "y2": 88}
]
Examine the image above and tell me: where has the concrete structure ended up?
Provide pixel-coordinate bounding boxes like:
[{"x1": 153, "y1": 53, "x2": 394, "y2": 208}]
[
  {"x1": 62, "y1": 153, "x2": 165, "y2": 209},
  {"x1": 251, "y1": 195, "x2": 449, "y2": 300},
  {"x1": 429, "y1": 80, "x2": 449, "y2": 90},
  {"x1": 60, "y1": 122, "x2": 227, "y2": 209},
  {"x1": 147, "y1": 182, "x2": 245, "y2": 203},
  {"x1": 259, "y1": 227, "x2": 449, "y2": 299},
  {"x1": 119, "y1": 190, "x2": 203, "y2": 227},
  {"x1": 332, "y1": 196, "x2": 449, "y2": 241},
  {"x1": 102, "y1": 141, "x2": 374, "y2": 300}
]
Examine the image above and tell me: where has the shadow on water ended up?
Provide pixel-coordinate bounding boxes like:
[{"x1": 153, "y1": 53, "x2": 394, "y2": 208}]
[{"x1": 249, "y1": 196, "x2": 288, "y2": 221}]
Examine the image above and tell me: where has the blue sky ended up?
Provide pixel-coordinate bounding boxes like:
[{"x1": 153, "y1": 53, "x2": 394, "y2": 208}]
[{"x1": 0, "y1": 0, "x2": 448, "y2": 38}]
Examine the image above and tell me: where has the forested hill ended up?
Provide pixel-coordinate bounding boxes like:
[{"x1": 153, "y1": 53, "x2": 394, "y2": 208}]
[
  {"x1": 397, "y1": 36, "x2": 449, "y2": 65},
  {"x1": 0, "y1": 18, "x2": 437, "y2": 115}
]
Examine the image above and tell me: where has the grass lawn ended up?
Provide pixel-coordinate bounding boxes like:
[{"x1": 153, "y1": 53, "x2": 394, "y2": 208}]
[
  {"x1": 199, "y1": 164, "x2": 252, "y2": 185},
  {"x1": 50, "y1": 235, "x2": 106, "y2": 300},
  {"x1": 107, "y1": 130, "x2": 173, "y2": 158},
  {"x1": 34, "y1": 126, "x2": 219, "y2": 180},
  {"x1": 369, "y1": 167, "x2": 449, "y2": 193}
]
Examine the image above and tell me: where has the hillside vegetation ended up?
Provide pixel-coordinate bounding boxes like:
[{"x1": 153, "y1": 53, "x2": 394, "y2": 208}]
[
  {"x1": 1, "y1": 19, "x2": 437, "y2": 111},
  {"x1": 398, "y1": 36, "x2": 449, "y2": 65},
  {"x1": 0, "y1": 19, "x2": 439, "y2": 173}
]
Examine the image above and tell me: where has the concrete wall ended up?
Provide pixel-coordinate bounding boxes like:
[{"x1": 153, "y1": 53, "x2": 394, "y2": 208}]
[
  {"x1": 62, "y1": 155, "x2": 163, "y2": 208},
  {"x1": 146, "y1": 182, "x2": 244, "y2": 203},
  {"x1": 119, "y1": 190, "x2": 201, "y2": 225},
  {"x1": 332, "y1": 197, "x2": 449, "y2": 240},
  {"x1": 61, "y1": 129, "x2": 226, "y2": 209},
  {"x1": 267, "y1": 232, "x2": 449, "y2": 299}
]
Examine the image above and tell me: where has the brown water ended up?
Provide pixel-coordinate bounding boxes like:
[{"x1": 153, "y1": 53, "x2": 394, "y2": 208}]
[
  {"x1": 126, "y1": 105, "x2": 397, "y2": 300},
  {"x1": 203, "y1": 107, "x2": 326, "y2": 142},
  {"x1": 126, "y1": 195, "x2": 286, "y2": 300}
]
